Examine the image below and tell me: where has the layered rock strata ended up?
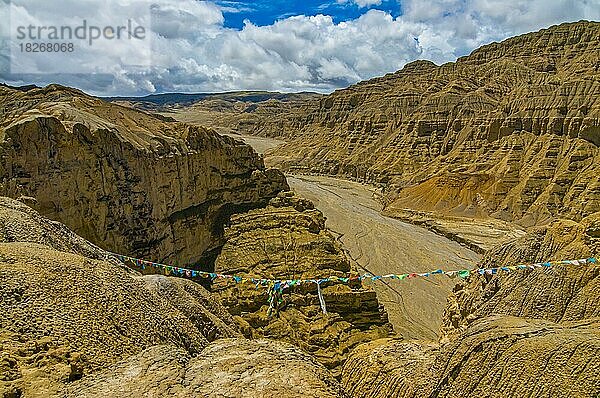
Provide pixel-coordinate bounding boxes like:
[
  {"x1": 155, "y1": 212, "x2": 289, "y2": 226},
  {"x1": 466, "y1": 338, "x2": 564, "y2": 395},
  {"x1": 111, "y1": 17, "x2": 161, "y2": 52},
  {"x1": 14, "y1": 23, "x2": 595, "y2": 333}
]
[
  {"x1": 342, "y1": 316, "x2": 600, "y2": 398},
  {"x1": 212, "y1": 192, "x2": 391, "y2": 376},
  {"x1": 442, "y1": 212, "x2": 600, "y2": 341},
  {"x1": 245, "y1": 21, "x2": 600, "y2": 226},
  {"x1": 0, "y1": 84, "x2": 288, "y2": 264}
]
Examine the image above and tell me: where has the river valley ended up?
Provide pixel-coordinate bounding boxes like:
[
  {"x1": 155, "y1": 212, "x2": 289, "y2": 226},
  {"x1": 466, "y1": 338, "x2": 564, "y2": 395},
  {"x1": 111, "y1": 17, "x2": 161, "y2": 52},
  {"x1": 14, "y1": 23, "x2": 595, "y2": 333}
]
[{"x1": 225, "y1": 133, "x2": 481, "y2": 338}]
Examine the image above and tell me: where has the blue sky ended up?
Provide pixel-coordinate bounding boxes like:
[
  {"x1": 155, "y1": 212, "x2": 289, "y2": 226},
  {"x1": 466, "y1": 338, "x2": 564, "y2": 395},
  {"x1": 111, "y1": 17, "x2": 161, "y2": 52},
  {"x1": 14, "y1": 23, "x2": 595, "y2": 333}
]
[
  {"x1": 216, "y1": 1, "x2": 402, "y2": 28},
  {"x1": 1, "y1": 0, "x2": 599, "y2": 95}
]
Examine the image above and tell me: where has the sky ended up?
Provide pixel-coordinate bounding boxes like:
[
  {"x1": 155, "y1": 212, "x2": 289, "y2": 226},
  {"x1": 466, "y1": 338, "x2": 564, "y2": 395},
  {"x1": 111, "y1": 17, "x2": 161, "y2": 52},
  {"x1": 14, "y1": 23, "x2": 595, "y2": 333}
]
[{"x1": 0, "y1": 0, "x2": 598, "y2": 96}]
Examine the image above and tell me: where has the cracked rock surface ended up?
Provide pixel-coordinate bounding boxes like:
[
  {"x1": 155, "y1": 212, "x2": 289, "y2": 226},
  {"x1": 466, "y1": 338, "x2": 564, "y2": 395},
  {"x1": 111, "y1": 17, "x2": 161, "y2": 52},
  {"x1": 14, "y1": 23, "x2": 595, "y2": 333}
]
[{"x1": 67, "y1": 339, "x2": 348, "y2": 398}]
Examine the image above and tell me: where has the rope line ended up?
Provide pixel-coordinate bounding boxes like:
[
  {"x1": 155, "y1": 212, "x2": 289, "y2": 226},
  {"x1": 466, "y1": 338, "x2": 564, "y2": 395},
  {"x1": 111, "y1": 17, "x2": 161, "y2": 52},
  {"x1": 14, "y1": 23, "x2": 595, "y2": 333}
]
[{"x1": 111, "y1": 252, "x2": 597, "y2": 316}]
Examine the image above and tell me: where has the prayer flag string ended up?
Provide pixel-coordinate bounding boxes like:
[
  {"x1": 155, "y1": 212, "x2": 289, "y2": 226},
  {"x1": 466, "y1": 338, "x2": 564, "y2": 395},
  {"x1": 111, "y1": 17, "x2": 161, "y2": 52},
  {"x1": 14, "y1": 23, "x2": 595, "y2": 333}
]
[{"x1": 108, "y1": 251, "x2": 597, "y2": 316}]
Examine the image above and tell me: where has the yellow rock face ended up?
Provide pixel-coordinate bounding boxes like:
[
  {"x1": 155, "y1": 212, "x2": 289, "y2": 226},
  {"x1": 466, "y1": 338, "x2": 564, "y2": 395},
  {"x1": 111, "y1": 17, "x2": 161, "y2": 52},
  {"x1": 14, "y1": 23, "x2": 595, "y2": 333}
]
[
  {"x1": 213, "y1": 192, "x2": 391, "y2": 377},
  {"x1": 0, "y1": 85, "x2": 288, "y2": 264},
  {"x1": 342, "y1": 316, "x2": 600, "y2": 398},
  {"x1": 229, "y1": 21, "x2": 600, "y2": 226},
  {"x1": 340, "y1": 210, "x2": 599, "y2": 398},
  {"x1": 67, "y1": 339, "x2": 349, "y2": 398}
]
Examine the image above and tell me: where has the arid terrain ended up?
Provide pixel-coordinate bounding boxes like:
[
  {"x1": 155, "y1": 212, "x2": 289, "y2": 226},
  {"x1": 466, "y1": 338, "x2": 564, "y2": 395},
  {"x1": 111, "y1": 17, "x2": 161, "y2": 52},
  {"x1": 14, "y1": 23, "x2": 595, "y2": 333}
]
[
  {"x1": 171, "y1": 132, "x2": 481, "y2": 339},
  {"x1": 1, "y1": 20, "x2": 599, "y2": 398},
  {"x1": 165, "y1": 21, "x2": 600, "y2": 230}
]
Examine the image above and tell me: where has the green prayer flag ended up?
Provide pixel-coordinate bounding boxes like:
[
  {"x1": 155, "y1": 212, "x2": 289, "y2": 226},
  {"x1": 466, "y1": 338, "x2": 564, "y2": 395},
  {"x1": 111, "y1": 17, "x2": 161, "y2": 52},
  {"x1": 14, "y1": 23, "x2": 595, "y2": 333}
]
[{"x1": 457, "y1": 270, "x2": 470, "y2": 279}]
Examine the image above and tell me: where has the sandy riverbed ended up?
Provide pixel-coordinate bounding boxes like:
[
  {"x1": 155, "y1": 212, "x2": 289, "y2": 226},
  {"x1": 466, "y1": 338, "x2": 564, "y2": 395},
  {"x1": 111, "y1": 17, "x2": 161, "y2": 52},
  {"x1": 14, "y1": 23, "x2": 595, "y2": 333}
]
[
  {"x1": 223, "y1": 133, "x2": 481, "y2": 338},
  {"x1": 287, "y1": 175, "x2": 480, "y2": 339}
]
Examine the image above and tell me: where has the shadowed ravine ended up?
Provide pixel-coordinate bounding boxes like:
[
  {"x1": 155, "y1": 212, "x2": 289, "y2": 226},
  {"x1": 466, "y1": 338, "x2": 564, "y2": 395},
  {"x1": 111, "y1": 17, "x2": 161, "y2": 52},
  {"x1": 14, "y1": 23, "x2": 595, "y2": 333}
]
[{"x1": 226, "y1": 133, "x2": 481, "y2": 339}]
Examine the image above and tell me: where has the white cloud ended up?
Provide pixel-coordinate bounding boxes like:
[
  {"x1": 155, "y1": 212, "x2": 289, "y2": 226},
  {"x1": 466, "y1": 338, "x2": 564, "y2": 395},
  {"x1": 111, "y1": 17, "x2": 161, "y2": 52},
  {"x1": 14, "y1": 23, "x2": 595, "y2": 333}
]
[
  {"x1": 150, "y1": 0, "x2": 224, "y2": 39},
  {"x1": 1, "y1": 0, "x2": 598, "y2": 95},
  {"x1": 401, "y1": 0, "x2": 600, "y2": 51},
  {"x1": 213, "y1": 1, "x2": 256, "y2": 14},
  {"x1": 336, "y1": 0, "x2": 383, "y2": 8}
]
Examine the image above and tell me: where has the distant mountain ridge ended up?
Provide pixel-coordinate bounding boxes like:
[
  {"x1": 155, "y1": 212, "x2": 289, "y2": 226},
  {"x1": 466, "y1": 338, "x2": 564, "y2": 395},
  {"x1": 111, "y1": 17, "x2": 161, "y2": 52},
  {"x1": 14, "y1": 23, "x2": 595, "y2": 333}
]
[
  {"x1": 105, "y1": 91, "x2": 321, "y2": 111},
  {"x1": 104, "y1": 90, "x2": 323, "y2": 134}
]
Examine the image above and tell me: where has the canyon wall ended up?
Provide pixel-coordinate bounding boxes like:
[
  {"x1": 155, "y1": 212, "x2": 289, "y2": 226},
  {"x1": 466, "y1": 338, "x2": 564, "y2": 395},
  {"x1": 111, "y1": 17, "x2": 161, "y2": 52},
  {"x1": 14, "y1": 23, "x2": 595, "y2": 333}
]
[
  {"x1": 247, "y1": 21, "x2": 600, "y2": 226},
  {"x1": 0, "y1": 84, "x2": 288, "y2": 264}
]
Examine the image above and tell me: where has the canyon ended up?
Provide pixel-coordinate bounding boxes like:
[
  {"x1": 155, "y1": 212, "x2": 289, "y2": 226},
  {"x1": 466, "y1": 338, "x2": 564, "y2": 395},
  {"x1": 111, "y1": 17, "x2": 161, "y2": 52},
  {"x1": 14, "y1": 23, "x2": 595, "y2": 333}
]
[
  {"x1": 164, "y1": 21, "x2": 600, "y2": 230},
  {"x1": 1, "y1": 19, "x2": 599, "y2": 398},
  {"x1": 0, "y1": 84, "x2": 398, "y2": 395}
]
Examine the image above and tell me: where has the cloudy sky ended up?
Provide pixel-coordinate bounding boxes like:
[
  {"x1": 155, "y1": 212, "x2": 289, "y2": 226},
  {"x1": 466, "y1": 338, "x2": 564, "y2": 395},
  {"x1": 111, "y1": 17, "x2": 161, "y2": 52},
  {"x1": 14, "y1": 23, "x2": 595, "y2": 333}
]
[{"x1": 0, "y1": 0, "x2": 598, "y2": 96}]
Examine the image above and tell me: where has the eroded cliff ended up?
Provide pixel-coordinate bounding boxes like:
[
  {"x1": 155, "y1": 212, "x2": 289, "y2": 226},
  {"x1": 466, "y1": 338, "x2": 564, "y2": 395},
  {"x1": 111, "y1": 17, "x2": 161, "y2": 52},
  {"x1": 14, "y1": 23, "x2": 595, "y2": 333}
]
[
  {"x1": 0, "y1": 84, "x2": 288, "y2": 264},
  {"x1": 0, "y1": 197, "x2": 243, "y2": 397},
  {"x1": 245, "y1": 21, "x2": 600, "y2": 226},
  {"x1": 342, "y1": 316, "x2": 600, "y2": 398},
  {"x1": 0, "y1": 197, "x2": 355, "y2": 398},
  {"x1": 212, "y1": 191, "x2": 391, "y2": 377}
]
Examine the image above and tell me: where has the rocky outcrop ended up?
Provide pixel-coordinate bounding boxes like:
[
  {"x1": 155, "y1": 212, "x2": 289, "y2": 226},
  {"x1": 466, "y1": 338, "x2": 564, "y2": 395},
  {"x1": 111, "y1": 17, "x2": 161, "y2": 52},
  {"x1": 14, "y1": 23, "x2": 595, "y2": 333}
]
[
  {"x1": 442, "y1": 212, "x2": 600, "y2": 341},
  {"x1": 0, "y1": 243, "x2": 242, "y2": 398},
  {"x1": 66, "y1": 345, "x2": 192, "y2": 398},
  {"x1": 0, "y1": 197, "x2": 241, "y2": 397},
  {"x1": 0, "y1": 84, "x2": 288, "y2": 265},
  {"x1": 67, "y1": 339, "x2": 347, "y2": 398},
  {"x1": 241, "y1": 21, "x2": 600, "y2": 227},
  {"x1": 0, "y1": 196, "x2": 353, "y2": 397},
  {"x1": 341, "y1": 212, "x2": 599, "y2": 398},
  {"x1": 430, "y1": 316, "x2": 600, "y2": 398},
  {"x1": 341, "y1": 338, "x2": 438, "y2": 398},
  {"x1": 342, "y1": 316, "x2": 600, "y2": 398},
  {"x1": 212, "y1": 192, "x2": 391, "y2": 377}
]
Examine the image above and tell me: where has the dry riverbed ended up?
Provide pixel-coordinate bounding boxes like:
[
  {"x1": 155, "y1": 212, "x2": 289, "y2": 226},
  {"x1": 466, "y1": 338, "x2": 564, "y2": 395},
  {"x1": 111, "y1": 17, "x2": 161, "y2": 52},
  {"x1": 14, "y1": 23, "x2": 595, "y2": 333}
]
[
  {"x1": 287, "y1": 175, "x2": 480, "y2": 339},
  {"x1": 218, "y1": 133, "x2": 483, "y2": 338}
]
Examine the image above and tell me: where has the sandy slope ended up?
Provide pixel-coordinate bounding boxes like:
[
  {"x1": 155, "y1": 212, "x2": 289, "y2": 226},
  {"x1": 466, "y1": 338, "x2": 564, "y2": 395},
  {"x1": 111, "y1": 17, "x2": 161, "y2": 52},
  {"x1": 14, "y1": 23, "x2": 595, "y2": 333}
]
[{"x1": 221, "y1": 132, "x2": 284, "y2": 155}]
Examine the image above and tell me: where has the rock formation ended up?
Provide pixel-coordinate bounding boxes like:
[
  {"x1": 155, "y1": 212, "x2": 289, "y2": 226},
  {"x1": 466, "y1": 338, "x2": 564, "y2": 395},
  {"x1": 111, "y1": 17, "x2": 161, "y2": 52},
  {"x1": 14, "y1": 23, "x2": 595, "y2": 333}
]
[
  {"x1": 0, "y1": 84, "x2": 288, "y2": 265},
  {"x1": 108, "y1": 91, "x2": 322, "y2": 136},
  {"x1": 341, "y1": 212, "x2": 600, "y2": 398},
  {"x1": 0, "y1": 196, "x2": 351, "y2": 398},
  {"x1": 67, "y1": 339, "x2": 348, "y2": 398},
  {"x1": 441, "y1": 211, "x2": 600, "y2": 341},
  {"x1": 0, "y1": 85, "x2": 391, "y2": 394},
  {"x1": 212, "y1": 191, "x2": 391, "y2": 377},
  {"x1": 0, "y1": 196, "x2": 109, "y2": 261},
  {"x1": 0, "y1": 197, "x2": 243, "y2": 397},
  {"x1": 221, "y1": 21, "x2": 600, "y2": 227},
  {"x1": 342, "y1": 316, "x2": 600, "y2": 398}
]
